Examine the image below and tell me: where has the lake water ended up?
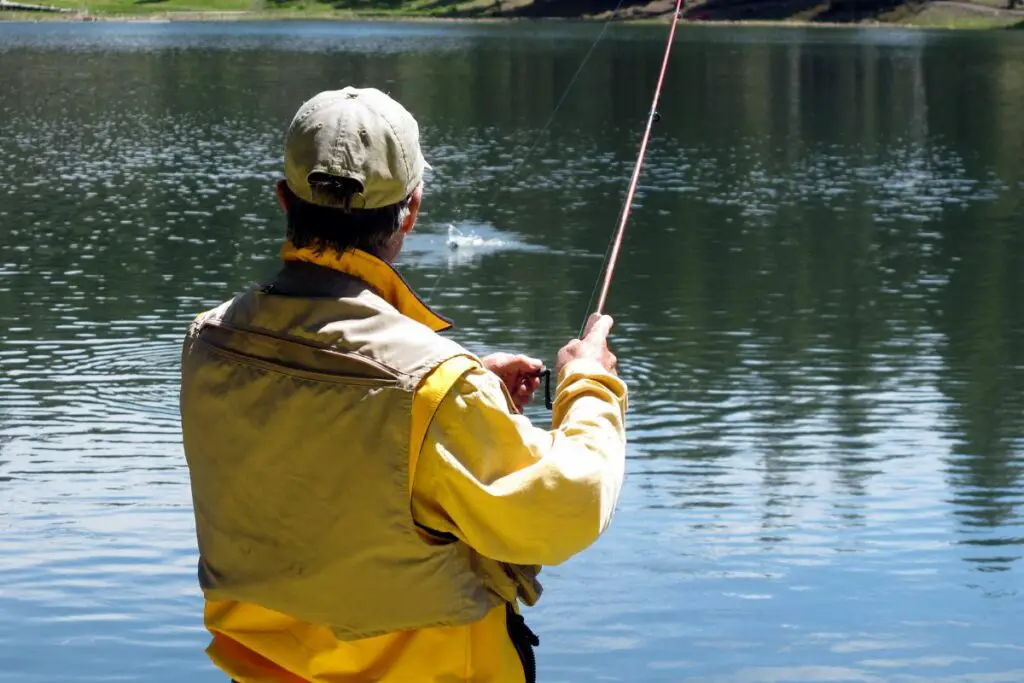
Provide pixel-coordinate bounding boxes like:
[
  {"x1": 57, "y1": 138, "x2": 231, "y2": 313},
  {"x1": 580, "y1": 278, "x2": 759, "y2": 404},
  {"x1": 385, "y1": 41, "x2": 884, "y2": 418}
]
[{"x1": 1, "y1": 18, "x2": 1023, "y2": 683}]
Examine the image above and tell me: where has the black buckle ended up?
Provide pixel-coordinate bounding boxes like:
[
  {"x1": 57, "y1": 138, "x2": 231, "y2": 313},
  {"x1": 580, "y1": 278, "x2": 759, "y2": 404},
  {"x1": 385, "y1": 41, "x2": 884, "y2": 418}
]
[{"x1": 541, "y1": 368, "x2": 553, "y2": 410}]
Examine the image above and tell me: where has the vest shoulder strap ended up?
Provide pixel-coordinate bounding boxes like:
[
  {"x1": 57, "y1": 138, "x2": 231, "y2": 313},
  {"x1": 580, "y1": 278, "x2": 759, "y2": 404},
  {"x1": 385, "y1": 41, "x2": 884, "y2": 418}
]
[{"x1": 408, "y1": 353, "x2": 480, "y2": 496}]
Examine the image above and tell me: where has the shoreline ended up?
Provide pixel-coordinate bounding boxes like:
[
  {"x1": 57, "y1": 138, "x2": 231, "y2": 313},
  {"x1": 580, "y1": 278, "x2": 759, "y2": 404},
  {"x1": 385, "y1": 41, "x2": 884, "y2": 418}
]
[{"x1": 2, "y1": 1, "x2": 1021, "y2": 29}]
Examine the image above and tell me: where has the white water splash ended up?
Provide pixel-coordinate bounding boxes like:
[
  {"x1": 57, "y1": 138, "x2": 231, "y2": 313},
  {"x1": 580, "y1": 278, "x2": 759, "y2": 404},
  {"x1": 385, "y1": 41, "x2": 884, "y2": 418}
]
[{"x1": 446, "y1": 224, "x2": 508, "y2": 250}]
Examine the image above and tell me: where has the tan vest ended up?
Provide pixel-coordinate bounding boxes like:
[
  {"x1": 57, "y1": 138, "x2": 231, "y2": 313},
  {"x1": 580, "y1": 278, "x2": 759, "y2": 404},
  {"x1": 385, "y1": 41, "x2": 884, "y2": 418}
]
[{"x1": 179, "y1": 261, "x2": 541, "y2": 640}]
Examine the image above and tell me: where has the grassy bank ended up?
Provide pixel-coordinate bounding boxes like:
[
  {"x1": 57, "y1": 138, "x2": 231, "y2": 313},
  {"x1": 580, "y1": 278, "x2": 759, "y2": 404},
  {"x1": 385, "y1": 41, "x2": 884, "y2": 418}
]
[
  {"x1": 2, "y1": 0, "x2": 1022, "y2": 28},
  {"x1": 900, "y1": 3, "x2": 1022, "y2": 27},
  {"x1": 3, "y1": 0, "x2": 534, "y2": 19}
]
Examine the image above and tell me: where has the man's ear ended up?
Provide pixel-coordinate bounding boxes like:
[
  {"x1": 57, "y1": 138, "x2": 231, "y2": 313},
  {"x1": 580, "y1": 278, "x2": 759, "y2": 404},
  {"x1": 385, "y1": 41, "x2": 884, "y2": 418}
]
[
  {"x1": 401, "y1": 184, "x2": 423, "y2": 234},
  {"x1": 275, "y1": 179, "x2": 291, "y2": 212}
]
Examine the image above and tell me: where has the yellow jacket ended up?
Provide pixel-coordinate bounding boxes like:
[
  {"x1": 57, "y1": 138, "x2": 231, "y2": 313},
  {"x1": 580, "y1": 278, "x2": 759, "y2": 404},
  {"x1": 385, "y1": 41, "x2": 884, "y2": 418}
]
[{"x1": 195, "y1": 245, "x2": 629, "y2": 683}]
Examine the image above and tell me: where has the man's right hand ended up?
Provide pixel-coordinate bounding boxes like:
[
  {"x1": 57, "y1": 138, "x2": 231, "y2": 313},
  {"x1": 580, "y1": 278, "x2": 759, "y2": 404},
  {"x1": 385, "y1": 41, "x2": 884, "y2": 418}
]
[{"x1": 556, "y1": 313, "x2": 618, "y2": 377}]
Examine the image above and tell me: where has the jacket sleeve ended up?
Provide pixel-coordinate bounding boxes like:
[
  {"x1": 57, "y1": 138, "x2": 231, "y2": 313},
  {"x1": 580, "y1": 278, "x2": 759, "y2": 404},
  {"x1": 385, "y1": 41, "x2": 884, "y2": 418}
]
[{"x1": 410, "y1": 357, "x2": 628, "y2": 567}]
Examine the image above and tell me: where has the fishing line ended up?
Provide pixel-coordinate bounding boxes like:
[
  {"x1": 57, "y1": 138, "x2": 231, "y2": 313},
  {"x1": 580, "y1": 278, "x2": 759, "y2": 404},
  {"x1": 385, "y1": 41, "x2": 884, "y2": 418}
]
[
  {"x1": 423, "y1": 0, "x2": 626, "y2": 303},
  {"x1": 538, "y1": 0, "x2": 684, "y2": 407}
]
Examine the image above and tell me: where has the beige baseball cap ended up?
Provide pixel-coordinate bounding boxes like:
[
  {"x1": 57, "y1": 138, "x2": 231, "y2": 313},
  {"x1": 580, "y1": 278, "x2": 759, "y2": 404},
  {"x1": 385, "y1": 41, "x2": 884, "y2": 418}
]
[{"x1": 283, "y1": 87, "x2": 429, "y2": 210}]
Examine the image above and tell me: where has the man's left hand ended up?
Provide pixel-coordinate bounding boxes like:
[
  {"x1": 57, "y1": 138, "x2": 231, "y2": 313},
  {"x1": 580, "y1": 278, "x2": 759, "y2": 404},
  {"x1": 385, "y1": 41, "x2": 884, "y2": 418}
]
[{"x1": 481, "y1": 353, "x2": 544, "y2": 412}]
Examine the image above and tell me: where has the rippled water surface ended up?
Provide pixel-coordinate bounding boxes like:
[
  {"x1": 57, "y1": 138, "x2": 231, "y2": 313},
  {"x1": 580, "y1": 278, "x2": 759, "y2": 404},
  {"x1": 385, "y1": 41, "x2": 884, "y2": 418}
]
[{"x1": 2, "y1": 20, "x2": 1023, "y2": 683}]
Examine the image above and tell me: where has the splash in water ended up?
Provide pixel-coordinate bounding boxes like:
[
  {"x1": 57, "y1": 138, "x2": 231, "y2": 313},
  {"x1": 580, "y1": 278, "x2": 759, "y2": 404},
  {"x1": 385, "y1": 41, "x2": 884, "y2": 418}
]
[{"x1": 446, "y1": 224, "x2": 507, "y2": 250}]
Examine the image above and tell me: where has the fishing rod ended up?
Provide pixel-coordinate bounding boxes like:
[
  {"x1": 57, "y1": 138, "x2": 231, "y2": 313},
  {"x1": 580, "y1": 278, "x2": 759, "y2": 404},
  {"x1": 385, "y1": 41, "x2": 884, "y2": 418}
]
[
  {"x1": 586, "y1": 0, "x2": 684, "y2": 329},
  {"x1": 533, "y1": 0, "x2": 685, "y2": 410}
]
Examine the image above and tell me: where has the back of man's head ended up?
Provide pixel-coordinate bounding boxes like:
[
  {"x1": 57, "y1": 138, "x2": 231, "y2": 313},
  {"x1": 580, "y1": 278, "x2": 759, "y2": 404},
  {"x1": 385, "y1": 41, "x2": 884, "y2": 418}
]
[{"x1": 280, "y1": 87, "x2": 429, "y2": 255}]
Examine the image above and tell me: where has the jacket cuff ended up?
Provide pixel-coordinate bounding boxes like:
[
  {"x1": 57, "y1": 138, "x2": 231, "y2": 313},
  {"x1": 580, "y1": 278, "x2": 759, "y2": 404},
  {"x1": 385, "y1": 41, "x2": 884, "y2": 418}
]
[
  {"x1": 555, "y1": 358, "x2": 628, "y2": 406},
  {"x1": 556, "y1": 358, "x2": 618, "y2": 385}
]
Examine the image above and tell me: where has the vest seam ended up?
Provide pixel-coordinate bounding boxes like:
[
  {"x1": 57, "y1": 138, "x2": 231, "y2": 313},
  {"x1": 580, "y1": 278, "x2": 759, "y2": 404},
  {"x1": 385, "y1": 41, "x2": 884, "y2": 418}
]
[
  {"x1": 193, "y1": 337, "x2": 400, "y2": 388},
  {"x1": 200, "y1": 314, "x2": 413, "y2": 382}
]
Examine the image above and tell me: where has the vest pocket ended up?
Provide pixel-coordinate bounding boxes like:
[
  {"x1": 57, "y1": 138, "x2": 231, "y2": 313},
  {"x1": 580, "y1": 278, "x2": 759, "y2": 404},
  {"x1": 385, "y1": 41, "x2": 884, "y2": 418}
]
[{"x1": 505, "y1": 603, "x2": 540, "y2": 683}]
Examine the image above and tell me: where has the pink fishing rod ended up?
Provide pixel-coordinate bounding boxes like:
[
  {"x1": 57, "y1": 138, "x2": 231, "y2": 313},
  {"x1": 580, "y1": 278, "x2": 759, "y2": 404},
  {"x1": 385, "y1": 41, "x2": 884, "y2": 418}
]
[{"x1": 590, "y1": 0, "x2": 685, "y2": 323}]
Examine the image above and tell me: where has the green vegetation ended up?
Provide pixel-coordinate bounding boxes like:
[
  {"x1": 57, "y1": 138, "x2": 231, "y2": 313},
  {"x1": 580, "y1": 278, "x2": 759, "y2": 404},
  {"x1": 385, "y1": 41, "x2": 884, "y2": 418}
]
[
  {"x1": 901, "y1": 4, "x2": 1020, "y2": 27},
  {"x1": 9, "y1": 0, "x2": 534, "y2": 18},
  {"x1": 3, "y1": 0, "x2": 1022, "y2": 27},
  {"x1": 40, "y1": 0, "x2": 252, "y2": 16}
]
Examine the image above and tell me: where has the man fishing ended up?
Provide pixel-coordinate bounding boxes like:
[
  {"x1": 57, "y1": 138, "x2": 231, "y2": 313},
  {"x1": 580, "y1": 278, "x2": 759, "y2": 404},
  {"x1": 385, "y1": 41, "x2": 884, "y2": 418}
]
[{"x1": 178, "y1": 86, "x2": 628, "y2": 683}]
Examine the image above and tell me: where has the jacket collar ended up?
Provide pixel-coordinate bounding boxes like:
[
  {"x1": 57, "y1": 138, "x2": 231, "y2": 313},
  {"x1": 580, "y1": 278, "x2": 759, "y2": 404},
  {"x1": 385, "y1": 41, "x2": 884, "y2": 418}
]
[{"x1": 279, "y1": 240, "x2": 452, "y2": 332}]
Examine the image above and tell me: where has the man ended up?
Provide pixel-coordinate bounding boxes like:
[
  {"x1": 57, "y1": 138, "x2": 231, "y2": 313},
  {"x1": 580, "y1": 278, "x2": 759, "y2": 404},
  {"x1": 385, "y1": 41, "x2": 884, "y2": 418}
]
[{"x1": 179, "y1": 86, "x2": 628, "y2": 683}]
